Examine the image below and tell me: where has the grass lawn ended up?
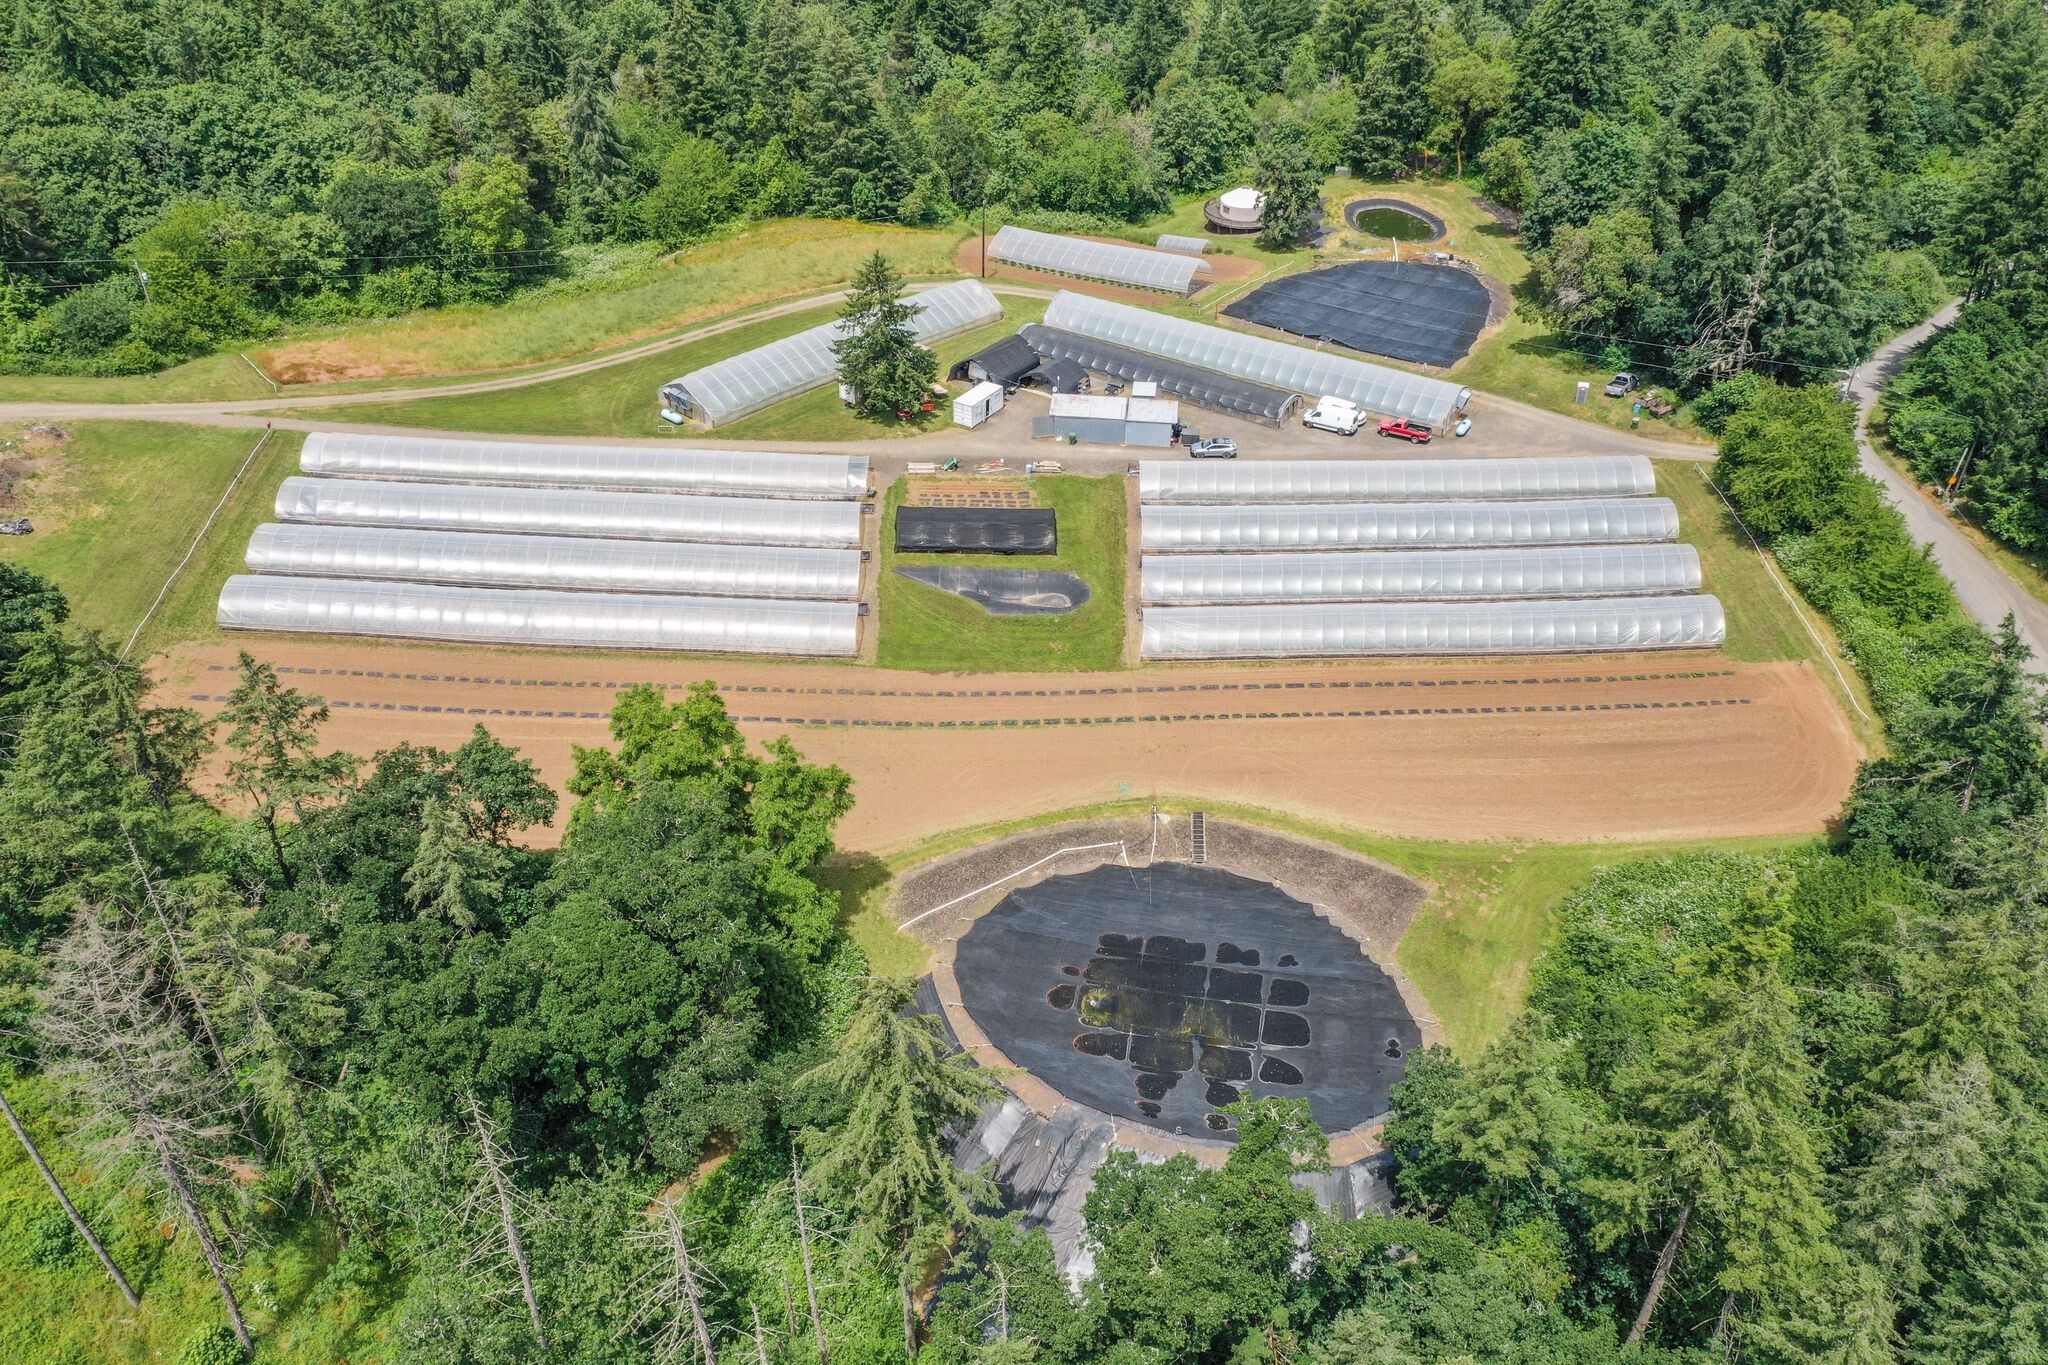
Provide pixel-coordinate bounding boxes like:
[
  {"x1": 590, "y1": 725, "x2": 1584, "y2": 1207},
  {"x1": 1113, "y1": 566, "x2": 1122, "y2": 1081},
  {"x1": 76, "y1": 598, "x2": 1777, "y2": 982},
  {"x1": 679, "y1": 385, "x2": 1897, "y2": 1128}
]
[
  {"x1": 0, "y1": 422, "x2": 303, "y2": 652},
  {"x1": 877, "y1": 474, "x2": 1128, "y2": 672},
  {"x1": 822, "y1": 796, "x2": 1818, "y2": 1054},
  {"x1": 0, "y1": 352, "x2": 278, "y2": 404},
  {"x1": 304, "y1": 297, "x2": 1049, "y2": 441}
]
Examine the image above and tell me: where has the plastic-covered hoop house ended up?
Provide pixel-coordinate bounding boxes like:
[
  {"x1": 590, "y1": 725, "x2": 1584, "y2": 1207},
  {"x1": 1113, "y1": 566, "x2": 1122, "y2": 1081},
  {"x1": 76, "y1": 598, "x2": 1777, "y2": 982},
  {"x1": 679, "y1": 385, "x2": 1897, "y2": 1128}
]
[
  {"x1": 988, "y1": 227, "x2": 1201, "y2": 294},
  {"x1": 660, "y1": 278, "x2": 1002, "y2": 426},
  {"x1": 1138, "y1": 457, "x2": 1655, "y2": 504},
  {"x1": 1045, "y1": 291, "x2": 1470, "y2": 427},
  {"x1": 1140, "y1": 545, "x2": 1702, "y2": 604},
  {"x1": 1140, "y1": 499, "x2": 1680, "y2": 552},
  {"x1": 1140, "y1": 596, "x2": 1727, "y2": 658},
  {"x1": 301, "y1": 433, "x2": 868, "y2": 499},
  {"x1": 276, "y1": 477, "x2": 863, "y2": 547},
  {"x1": 247, "y1": 523, "x2": 863, "y2": 600},
  {"x1": 218, "y1": 576, "x2": 861, "y2": 656}
]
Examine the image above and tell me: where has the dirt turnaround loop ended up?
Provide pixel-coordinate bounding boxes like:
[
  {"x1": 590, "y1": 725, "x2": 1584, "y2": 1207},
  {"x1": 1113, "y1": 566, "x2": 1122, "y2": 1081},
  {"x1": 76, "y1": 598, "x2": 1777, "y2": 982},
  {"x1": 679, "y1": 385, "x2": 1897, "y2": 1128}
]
[{"x1": 161, "y1": 638, "x2": 1862, "y2": 853}]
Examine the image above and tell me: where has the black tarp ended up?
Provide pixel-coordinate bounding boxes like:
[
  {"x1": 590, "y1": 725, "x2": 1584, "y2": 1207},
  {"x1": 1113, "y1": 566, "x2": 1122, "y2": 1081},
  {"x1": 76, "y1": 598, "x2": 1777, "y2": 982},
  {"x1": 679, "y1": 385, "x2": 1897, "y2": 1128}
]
[
  {"x1": 952, "y1": 863, "x2": 1420, "y2": 1139},
  {"x1": 1019, "y1": 324, "x2": 1297, "y2": 424},
  {"x1": 1223, "y1": 261, "x2": 1491, "y2": 368},
  {"x1": 896, "y1": 506, "x2": 1058, "y2": 555},
  {"x1": 950, "y1": 333, "x2": 1042, "y2": 386},
  {"x1": 895, "y1": 566, "x2": 1091, "y2": 614}
]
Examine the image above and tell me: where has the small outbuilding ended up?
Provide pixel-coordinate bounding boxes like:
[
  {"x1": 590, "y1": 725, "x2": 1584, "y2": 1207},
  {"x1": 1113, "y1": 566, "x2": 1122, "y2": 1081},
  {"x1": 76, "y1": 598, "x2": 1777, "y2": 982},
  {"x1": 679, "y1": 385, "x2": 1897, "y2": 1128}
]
[
  {"x1": 952, "y1": 381, "x2": 1006, "y2": 429},
  {"x1": 950, "y1": 334, "x2": 1042, "y2": 388},
  {"x1": 1203, "y1": 186, "x2": 1267, "y2": 234},
  {"x1": 1033, "y1": 393, "x2": 1181, "y2": 447}
]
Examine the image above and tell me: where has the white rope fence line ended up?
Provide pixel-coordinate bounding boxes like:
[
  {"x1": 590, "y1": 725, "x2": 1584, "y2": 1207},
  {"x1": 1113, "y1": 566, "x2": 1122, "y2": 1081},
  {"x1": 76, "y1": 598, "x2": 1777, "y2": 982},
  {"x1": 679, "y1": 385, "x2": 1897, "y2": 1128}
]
[
  {"x1": 900, "y1": 840, "x2": 1131, "y2": 931},
  {"x1": 122, "y1": 429, "x2": 273, "y2": 660}
]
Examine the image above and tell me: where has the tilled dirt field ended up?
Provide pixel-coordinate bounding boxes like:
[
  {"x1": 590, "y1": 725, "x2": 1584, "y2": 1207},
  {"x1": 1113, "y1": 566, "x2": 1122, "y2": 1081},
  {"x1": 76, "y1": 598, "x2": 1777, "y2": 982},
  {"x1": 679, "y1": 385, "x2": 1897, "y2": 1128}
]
[{"x1": 161, "y1": 639, "x2": 1861, "y2": 851}]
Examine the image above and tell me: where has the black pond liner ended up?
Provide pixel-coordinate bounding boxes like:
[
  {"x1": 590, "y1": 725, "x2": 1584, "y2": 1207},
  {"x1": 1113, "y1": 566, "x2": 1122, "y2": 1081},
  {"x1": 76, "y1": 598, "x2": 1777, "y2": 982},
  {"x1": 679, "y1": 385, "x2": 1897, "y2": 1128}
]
[
  {"x1": 1343, "y1": 197, "x2": 1448, "y2": 242},
  {"x1": 1223, "y1": 260, "x2": 1490, "y2": 369},
  {"x1": 894, "y1": 566, "x2": 1092, "y2": 616},
  {"x1": 952, "y1": 862, "x2": 1422, "y2": 1140},
  {"x1": 896, "y1": 506, "x2": 1057, "y2": 555}
]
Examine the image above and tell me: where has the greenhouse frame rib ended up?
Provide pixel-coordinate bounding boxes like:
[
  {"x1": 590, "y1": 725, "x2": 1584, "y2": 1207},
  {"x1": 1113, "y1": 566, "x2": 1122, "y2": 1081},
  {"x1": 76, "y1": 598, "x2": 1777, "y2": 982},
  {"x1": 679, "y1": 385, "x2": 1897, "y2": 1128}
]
[
  {"x1": 1139, "y1": 596, "x2": 1727, "y2": 658},
  {"x1": 247, "y1": 523, "x2": 864, "y2": 600},
  {"x1": 301, "y1": 432, "x2": 868, "y2": 499},
  {"x1": 1044, "y1": 291, "x2": 1470, "y2": 426},
  {"x1": 275, "y1": 477, "x2": 864, "y2": 548},
  {"x1": 218, "y1": 576, "x2": 861, "y2": 656}
]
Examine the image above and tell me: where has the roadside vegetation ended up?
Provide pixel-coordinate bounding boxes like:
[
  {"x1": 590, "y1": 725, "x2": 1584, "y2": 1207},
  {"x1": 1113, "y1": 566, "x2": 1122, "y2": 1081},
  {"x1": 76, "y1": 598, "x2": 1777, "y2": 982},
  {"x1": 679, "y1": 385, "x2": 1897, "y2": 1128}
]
[{"x1": 877, "y1": 474, "x2": 1127, "y2": 673}]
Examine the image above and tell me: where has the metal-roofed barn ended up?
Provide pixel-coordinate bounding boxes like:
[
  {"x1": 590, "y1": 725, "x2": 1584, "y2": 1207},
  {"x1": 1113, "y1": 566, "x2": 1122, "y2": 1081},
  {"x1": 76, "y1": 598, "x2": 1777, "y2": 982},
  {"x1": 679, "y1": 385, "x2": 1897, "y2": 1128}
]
[
  {"x1": 1043, "y1": 292, "x2": 1470, "y2": 427},
  {"x1": 275, "y1": 477, "x2": 864, "y2": 547},
  {"x1": 659, "y1": 278, "x2": 1001, "y2": 426},
  {"x1": 1140, "y1": 596, "x2": 1727, "y2": 658},
  {"x1": 218, "y1": 576, "x2": 861, "y2": 656},
  {"x1": 300, "y1": 433, "x2": 868, "y2": 499},
  {"x1": 1138, "y1": 456, "x2": 1656, "y2": 503},
  {"x1": 1140, "y1": 545, "x2": 1703, "y2": 604},
  {"x1": 247, "y1": 523, "x2": 864, "y2": 600},
  {"x1": 1140, "y1": 499, "x2": 1681, "y2": 553},
  {"x1": 988, "y1": 227, "x2": 1201, "y2": 295}
]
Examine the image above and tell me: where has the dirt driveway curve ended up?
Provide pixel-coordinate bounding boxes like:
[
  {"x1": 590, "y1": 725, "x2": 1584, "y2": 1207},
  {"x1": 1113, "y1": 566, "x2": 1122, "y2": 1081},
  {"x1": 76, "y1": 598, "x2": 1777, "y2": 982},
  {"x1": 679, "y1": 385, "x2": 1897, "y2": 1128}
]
[{"x1": 162, "y1": 639, "x2": 1860, "y2": 853}]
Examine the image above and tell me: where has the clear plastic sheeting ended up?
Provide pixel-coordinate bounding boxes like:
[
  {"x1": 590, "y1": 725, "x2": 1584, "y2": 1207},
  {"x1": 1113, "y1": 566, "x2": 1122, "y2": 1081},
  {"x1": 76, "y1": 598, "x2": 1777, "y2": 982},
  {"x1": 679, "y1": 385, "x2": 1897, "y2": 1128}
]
[
  {"x1": 989, "y1": 227, "x2": 1200, "y2": 294},
  {"x1": 1157, "y1": 234, "x2": 1210, "y2": 255},
  {"x1": 218, "y1": 576, "x2": 860, "y2": 656},
  {"x1": 301, "y1": 432, "x2": 867, "y2": 500},
  {"x1": 247, "y1": 523, "x2": 863, "y2": 600},
  {"x1": 661, "y1": 278, "x2": 1002, "y2": 425},
  {"x1": 276, "y1": 477, "x2": 863, "y2": 548},
  {"x1": 1044, "y1": 291, "x2": 1469, "y2": 426},
  {"x1": 1138, "y1": 456, "x2": 1655, "y2": 504},
  {"x1": 1141, "y1": 499, "x2": 1680, "y2": 552},
  {"x1": 1140, "y1": 596, "x2": 1727, "y2": 658},
  {"x1": 1141, "y1": 545, "x2": 1703, "y2": 604}
]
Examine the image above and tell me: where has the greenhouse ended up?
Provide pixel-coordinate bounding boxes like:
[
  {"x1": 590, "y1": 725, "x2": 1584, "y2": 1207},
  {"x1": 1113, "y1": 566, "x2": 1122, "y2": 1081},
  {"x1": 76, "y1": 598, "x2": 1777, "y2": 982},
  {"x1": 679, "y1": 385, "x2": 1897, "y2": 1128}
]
[
  {"x1": 988, "y1": 227, "x2": 1201, "y2": 294},
  {"x1": 300, "y1": 433, "x2": 868, "y2": 499},
  {"x1": 275, "y1": 477, "x2": 864, "y2": 547},
  {"x1": 1156, "y1": 234, "x2": 1210, "y2": 254},
  {"x1": 1140, "y1": 545, "x2": 1703, "y2": 604},
  {"x1": 659, "y1": 278, "x2": 1002, "y2": 426},
  {"x1": 1138, "y1": 456, "x2": 1656, "y2": 503},
  {"x1": 218, "y1": 576, "x2": 861, "y2": 656},
  {"x1": 1140, "y1": 596, "x2": 1727, "y2": 658},
  {"x1": 1140, "y1": 499, "x2": 1681, "y2": 552},
  {"x1": 1043, "y1": 291, "x2": 1470, "y2": 426},
  {"x1": 1018, "y1": 325, "x2": 1298, "y2": 423},
  {"x1": 246, "y1": 523, "x2": 864, "y2": 600}
]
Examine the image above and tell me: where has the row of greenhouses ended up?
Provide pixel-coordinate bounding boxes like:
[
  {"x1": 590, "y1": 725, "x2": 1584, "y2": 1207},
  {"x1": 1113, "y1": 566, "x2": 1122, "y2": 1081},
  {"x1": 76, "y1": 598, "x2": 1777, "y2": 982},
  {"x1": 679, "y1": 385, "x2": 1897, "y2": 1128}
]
[
  {"x1": 1136, "y1": 456, "x2": 1722, "y2": 658},
  {"x1": 218, "y1": 434, "x2": 872, "y2": 655}
]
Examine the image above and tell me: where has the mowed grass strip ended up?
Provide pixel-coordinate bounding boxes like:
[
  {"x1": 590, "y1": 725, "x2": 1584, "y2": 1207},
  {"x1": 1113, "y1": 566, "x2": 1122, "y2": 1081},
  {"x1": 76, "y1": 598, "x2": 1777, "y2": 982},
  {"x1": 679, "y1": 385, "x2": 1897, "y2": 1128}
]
[
  {"x1": 0, "y1": 422, "x2": 305, "y2": 650},
  {"x1": 253, "y1": 219, "x2": 962, "y2": 384},
  {"x1": 0, "y1": 352, "x2": 278, "y2": 404},
  {"x1": 308, "y1": 297, "x2": 1048, "y2": 442},
  {"x1": 877, "y1": 474, "x2": 1127, "y2": 673}
]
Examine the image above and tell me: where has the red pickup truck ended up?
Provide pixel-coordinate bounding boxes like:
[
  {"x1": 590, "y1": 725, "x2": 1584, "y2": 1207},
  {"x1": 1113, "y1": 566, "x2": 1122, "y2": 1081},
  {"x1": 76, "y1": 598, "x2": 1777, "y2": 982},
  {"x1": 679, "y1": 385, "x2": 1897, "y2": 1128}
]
[{"x1": 1377, "y1": 419, "x2": 1433, "y2": 444}]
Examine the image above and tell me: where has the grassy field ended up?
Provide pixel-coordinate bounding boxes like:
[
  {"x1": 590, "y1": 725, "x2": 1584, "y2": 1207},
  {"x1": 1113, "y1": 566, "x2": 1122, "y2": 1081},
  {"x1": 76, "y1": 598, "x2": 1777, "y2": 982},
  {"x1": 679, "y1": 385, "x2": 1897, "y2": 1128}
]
[
  {"x1": 876, "y1": 474, "x2": 1128, "y2": 672},
  {"x1": 0, "y1": 353, "x2": 279, "y2": 404},
  {"x1": 304, "y1": 296, "x2": 1049, "y2": 441},
  {"x1": 0, "y1": 422, "x2": 303, "y2": 652},
  {"x1": 822, "y1": 796, "x2": 1818, "y2": 1054}
]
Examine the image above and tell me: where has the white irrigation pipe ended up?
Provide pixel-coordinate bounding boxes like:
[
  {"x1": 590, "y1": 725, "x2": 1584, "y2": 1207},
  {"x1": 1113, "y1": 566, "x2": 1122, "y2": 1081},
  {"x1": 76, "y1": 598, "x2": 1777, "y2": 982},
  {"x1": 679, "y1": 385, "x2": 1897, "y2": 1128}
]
[
  {"x1": 1697, "y1": 466, "x2": 1872, "y2": 725},
  {"x1": 123, "y1": 430, "x2": 273, "y2": 659},
  {"x1": 900, "y1": 840, "x2": 1131, "y2": 930},
  {"x1": 239, "y1": 352, "x2": 279, "y2": 393}
]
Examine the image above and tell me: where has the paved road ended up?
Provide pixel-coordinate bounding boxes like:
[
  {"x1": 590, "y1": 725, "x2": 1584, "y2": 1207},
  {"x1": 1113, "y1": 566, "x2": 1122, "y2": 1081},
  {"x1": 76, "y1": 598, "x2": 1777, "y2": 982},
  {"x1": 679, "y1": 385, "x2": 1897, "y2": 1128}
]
[{"x1": 1847, "y1": 301, "x2": 2048, "y2": 663}]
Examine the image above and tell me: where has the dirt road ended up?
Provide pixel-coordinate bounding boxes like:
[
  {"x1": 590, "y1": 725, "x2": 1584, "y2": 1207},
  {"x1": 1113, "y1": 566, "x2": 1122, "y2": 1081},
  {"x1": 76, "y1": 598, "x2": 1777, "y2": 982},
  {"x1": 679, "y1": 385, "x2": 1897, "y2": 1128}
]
[{"x1": 162, "y1": 639, "x2": 1860, "y2": 852}]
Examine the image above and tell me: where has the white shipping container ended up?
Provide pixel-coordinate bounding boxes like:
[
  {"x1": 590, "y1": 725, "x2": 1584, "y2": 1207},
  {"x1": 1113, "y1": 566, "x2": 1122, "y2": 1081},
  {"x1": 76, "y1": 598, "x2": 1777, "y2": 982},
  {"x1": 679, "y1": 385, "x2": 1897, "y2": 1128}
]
[{"x1": 953, "y1": 380, "x2": 1007, "y2": 429}]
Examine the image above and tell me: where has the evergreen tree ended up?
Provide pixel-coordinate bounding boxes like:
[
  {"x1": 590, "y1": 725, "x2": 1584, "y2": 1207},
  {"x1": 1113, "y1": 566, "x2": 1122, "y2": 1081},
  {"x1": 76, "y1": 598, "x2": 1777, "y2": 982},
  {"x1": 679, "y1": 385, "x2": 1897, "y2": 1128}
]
[
  {"x1": 1349, "y1": 0, "x2": 1438, "y2": 175},
  {"x1": 1116, "y1": 0, "x2": 1187, "y2": 105},
  {"x1": 744, "y1": 0, "x2": 803, "y2": 145},
  {"x1": 653, "y1": 0, "x2": 731, "y2": 139},
  {"x1": 830, "y1": 251, "x2": 937, "y2": 420},
  {"x1": 499, "y1": 0, "x2": 569, "y2": 101},
  {"x1": 1761, "y1": 149, "x2": 1858, "y2": 377},
  {"x1": 1429, "y1": 1010, "x2": 1586, "y2": 1214},
  {"x1": 1671, "y1": 28, "x2": 1769, "y2": 225},
  {"x1": 1021, "y1": 6, "x2": 1080, "y2": 111},
  {"x1": 1194, "y1": 0, "x2": 1257, "y2": 91},
  {"x1": 217, "y1": 651, "x2": 358, "y2": 889},
  {"x1": 797, "y1": 27, "x2": 908, "y2": 217},
  {"x1": 563, "y1": 60, "x2": 631, "y2": 233},
  {"x1": 1254, "y1": 111, "x2": 1322, "y2": 250},
  {"x1": 404, "y1": 795, "x2": 509, "y2": 930},
  {"x1": 1499, "y1": 0, "x2": 1623, "y2": 139}
]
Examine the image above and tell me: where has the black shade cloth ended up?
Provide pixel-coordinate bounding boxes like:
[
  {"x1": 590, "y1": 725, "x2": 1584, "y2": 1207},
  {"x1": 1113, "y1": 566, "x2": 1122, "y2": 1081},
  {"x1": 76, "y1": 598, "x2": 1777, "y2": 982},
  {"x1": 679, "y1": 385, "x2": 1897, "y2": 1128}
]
[
  {"x1": 1028, "y1": 357, "x2": 1089, "y2": 393},
  {"x1": 895, "y1": 566, "x2": 1090, "y2": 614},
  {"x1": 953, "y1": 863, "x2": 1420, "y2": 1139},
  {"x1": 896, "y1": 506, "x2": 1057, "y2": 555},
  {"x1": 950, "y1": 333, "x2": 1042, "y2": 386},
  {"x1": 1019, "y1": 324, "x2": 1297, "y2": 424},
  {"x1": 1223, "y1": 262, "x2": 1490, "y2": 368}
]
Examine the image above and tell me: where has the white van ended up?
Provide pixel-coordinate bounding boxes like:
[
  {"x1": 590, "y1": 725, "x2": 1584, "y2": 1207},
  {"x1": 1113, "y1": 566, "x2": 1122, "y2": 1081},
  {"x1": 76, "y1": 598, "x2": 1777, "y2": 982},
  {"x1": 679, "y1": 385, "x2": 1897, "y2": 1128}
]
[{"x1": 1302, "y1": 397, "x2": 1364, "y2": 436}]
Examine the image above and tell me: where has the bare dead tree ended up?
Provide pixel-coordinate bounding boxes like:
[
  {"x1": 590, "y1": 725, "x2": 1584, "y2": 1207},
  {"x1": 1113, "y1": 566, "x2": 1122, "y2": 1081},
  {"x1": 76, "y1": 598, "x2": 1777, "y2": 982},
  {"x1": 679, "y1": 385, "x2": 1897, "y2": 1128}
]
[
  {"x1": 792, "y1": 1160, "x2": 832, "y2": 1365},
  {"x1": 462, "y1": 1093, "x2": 548, "y2": 1350},
  {"x1": 0, "y1": 1084, "x2": 139, "y2": 1306},
  {"x1": 750, "y1": 1300, "x2": 772, "y2": 1365},
  {"x1": 626, "y1": 1195, "x2": 722, "y2": 1364},
  {"x1": 36, "y1": 909, "x2": 254, "y2": 1353}
]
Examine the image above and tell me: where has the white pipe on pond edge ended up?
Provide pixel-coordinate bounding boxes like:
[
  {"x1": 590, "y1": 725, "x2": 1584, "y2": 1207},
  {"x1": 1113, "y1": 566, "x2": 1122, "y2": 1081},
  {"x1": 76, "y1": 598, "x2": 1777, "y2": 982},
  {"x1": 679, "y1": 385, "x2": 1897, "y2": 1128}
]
[{"x1": 901, "y1": 841, "x2": 1131, "y2": 930}]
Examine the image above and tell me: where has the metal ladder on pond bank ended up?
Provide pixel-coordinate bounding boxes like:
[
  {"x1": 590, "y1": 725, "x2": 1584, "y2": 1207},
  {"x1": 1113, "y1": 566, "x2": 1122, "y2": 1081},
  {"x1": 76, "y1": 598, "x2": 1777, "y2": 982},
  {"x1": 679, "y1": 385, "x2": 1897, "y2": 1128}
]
[{"x1": 1190, "y1": 811, "x2": 1207, "y2": 864}]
